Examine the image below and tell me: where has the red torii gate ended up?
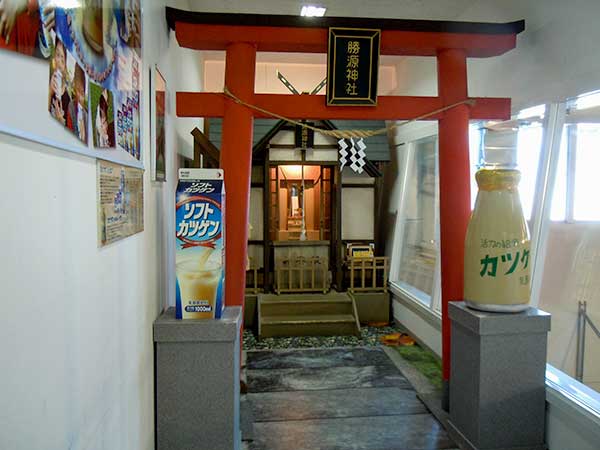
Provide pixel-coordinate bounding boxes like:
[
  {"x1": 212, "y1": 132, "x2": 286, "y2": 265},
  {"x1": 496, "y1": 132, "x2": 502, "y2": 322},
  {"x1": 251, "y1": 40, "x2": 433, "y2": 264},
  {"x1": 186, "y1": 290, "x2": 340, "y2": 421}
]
[{"x1": 167, "y1": 7, "x2": 524, "y2": 402}]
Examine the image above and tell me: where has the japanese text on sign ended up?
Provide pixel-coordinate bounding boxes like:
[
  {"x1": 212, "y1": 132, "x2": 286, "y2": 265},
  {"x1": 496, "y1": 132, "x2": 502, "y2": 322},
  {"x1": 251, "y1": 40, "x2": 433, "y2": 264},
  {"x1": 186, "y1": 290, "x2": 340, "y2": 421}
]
[
  {"x1": 176, "y1": 202, "x2": 220, "y2": 239},
  {"x1": 184, "y1": 182, "x2": 215, "y2": 194},
  {"x1": 346, "y1": 41, "x2": 360, "y2": 96},
  {"x1": 327, "y1": 28, "x2": 380, "y2": 106},
  {"x1": 479, "y1": 249, "x2": 530, "y2": 281}
]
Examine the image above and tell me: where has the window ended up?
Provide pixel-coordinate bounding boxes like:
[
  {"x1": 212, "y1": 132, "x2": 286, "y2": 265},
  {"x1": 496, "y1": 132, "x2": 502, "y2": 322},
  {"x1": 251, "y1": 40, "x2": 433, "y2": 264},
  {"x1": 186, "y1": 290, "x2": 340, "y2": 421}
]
[
  {"x1": 550, "y1": 129, "x2": 568, "y2": 221},
  {"x1": 469, "y1": 123, "x2": 483, "y2": 209},
  {"x1": 391, "y1": 136, "x2": 439, "y2": 304},
  {"x1": 469, "y1": 110, "x2": 546, "y2": 220},
  {"x1": 549, "y1": 90, "x2": 600, "y2": 222},
  {"x1": 516, "y1": 121, "x2": 544, "y2": 220},
  {"x1": 574, "y1": 124, "x2": 600, "y2": 221}
]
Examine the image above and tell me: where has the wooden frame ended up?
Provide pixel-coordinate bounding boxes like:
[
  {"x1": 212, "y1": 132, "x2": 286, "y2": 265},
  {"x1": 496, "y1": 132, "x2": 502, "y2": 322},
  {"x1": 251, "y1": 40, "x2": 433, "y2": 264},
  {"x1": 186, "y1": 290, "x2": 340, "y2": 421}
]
[
  {"x1": 348, "y1": 256, "x2": 389, "y2": 293},
  {"x1": 275, "y1": 256, "x2": 329, "y2": 294},
  {"x1": 245, "y1": 257, "x2": 261, "y2": 294}
]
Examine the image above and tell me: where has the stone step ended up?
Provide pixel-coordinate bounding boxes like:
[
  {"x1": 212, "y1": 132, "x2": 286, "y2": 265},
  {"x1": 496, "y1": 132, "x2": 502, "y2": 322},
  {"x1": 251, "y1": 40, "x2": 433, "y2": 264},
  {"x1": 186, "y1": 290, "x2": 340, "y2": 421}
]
[
  {"x1": 262, "y1": 314, "x2": 356, "y2": 325},
  {"x1": 259, "y1": 292, "x2": 351, "y2": 303},
  {"x1": 260, "y1": 314, "x2": 359, "y2": 338},
  {"x1": 261, "y1": 300, "x2": 353, "y2": 317},
  {"x1": 258, "y1": 293, "x2": 361, "y2": 338},
  {"x1": 260, "y1": 321, "x2": 359, "y2": 338}
]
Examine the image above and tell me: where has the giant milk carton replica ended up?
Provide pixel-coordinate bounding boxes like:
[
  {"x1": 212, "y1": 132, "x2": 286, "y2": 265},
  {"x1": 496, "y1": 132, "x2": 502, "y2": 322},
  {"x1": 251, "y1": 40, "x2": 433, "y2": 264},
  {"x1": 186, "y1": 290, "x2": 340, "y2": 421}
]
[{"x1": 175, "y1": 169, "x2": 225, "y2": 319}]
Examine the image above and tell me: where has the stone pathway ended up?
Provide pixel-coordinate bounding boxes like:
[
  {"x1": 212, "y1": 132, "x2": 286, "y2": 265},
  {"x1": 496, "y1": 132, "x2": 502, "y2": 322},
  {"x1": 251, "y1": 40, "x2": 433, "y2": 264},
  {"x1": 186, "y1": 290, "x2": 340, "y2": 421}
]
[
  {"x1": 243, "y1": 325, "x2": 402, "y2": 350},
  {"x1": 242, "y1": 347, "x2": 456, "y2": 450}
]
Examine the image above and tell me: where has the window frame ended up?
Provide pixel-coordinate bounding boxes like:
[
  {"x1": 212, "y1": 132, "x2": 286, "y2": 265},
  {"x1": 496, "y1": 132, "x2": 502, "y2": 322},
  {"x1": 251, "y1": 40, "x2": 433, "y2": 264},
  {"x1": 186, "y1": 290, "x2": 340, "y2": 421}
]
[{"x1": 389, "y1": 126, "x2": 439, "y2": 309}]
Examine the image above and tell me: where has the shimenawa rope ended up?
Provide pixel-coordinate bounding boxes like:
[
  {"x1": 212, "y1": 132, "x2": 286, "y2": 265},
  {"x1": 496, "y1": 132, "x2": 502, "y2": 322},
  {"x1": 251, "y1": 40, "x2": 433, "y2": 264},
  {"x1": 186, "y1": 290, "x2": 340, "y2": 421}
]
[{"x1": 222, "y1": 86, "x2": 475, "y2": 140}]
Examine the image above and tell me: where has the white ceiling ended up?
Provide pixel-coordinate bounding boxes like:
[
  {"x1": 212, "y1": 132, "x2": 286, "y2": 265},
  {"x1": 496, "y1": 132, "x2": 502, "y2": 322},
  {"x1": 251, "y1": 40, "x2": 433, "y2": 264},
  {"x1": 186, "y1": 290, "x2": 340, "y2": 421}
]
[
  {"x1": 188, "y1": 0, "x2": 558, "y2": 65},
  {"x1": 186, "y1": 0, "x2": 570, "y2": 32},
  {"x1": 187, "y1": 0, "x2": 479, "y2": 21}
]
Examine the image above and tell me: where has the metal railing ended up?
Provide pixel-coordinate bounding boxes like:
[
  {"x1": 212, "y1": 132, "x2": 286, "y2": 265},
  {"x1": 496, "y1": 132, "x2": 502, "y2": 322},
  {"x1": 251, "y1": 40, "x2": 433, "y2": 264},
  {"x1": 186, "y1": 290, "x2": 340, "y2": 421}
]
[{"x1": 576, "y1": 301, "x2": 600, "y2": 382}]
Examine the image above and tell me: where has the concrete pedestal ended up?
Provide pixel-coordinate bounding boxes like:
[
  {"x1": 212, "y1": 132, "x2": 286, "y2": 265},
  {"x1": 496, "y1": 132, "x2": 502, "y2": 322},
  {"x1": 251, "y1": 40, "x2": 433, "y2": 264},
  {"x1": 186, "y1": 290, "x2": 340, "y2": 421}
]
[
  {"x1": 448, "y1": 302, "x2": 550, "y2": 450},
  {"x1": 154, "y1": 306, "x2": 242, "y2": 450}
]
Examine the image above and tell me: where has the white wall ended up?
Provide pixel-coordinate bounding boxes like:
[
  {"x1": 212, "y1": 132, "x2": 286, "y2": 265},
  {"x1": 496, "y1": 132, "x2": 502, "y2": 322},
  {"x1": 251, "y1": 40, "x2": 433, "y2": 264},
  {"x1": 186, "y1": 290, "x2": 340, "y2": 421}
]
[
  {"x1": 389, "y1": 0, "x2": 600, "y2": 112},
  {"x1": 464, "y1": 0, "x2": 600, "y2": 112},
  {"x1": 0, "y1": 1, "x2": 203, "y2": 449},
  {"x1": 204, "y1": 58, "x2": 397, "y2": 95}
]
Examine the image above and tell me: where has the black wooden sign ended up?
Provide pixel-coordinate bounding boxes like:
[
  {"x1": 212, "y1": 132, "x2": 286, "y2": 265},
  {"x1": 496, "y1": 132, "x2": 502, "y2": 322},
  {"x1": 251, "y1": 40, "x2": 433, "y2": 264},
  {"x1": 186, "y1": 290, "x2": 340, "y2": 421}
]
[
  {"x1": 327, "y1": 28, "x2": 380, "y2": 106},
  {"x1": 294, "y1": 122, "x2": 315, "y2": 149}
]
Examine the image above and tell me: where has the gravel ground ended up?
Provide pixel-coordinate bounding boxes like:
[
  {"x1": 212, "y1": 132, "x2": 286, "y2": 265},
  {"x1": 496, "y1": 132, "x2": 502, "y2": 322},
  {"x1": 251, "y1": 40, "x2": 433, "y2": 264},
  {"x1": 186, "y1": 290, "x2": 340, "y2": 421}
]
[{"x1": 243, "y1": 324, "x2": 403, "y2": 350}]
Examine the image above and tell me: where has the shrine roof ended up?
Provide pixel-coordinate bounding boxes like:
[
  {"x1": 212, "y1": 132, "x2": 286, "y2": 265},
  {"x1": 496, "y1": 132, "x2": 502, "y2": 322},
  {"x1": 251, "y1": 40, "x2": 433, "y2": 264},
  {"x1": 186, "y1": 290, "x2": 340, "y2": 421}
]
[{"x1": 208, "y1": 118, "x2": 391, "y2": 163}]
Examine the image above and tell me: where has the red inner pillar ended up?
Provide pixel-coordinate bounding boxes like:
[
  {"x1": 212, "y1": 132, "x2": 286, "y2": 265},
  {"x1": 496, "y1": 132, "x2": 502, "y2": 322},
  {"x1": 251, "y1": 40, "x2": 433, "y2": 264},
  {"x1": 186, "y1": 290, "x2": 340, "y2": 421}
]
[
  {"x1": 437, "y1": 49, "x2": 471, "y2": 389},
  {"x1": 220, "y1": 42, "x2": 257, "y2": 322}
]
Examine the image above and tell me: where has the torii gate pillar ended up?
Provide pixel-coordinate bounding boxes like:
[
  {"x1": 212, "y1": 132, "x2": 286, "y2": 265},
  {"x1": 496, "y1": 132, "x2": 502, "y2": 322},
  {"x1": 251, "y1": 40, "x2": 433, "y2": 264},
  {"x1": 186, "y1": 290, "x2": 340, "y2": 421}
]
[
  {"x1": 221, "y1": 42, "x2": 257, "y2": 321},
  {"x1": 437, "y1": 48, "x2": 471, "y2": 406}
]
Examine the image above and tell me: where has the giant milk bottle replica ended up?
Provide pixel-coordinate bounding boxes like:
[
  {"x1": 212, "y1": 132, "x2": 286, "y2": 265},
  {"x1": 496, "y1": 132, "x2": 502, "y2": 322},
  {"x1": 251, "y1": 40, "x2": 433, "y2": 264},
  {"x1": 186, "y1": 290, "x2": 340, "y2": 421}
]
[{"x1": 464, "y1": 128, "x2": 531, "y2": 312}]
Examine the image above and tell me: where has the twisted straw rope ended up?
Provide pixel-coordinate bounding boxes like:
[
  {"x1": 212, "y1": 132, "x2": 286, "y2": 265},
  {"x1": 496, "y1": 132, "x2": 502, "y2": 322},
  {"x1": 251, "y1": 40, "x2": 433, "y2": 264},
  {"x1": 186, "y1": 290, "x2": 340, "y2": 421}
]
[{"x1": 222, "y1": 86, "x2": 476, "y2": 140}]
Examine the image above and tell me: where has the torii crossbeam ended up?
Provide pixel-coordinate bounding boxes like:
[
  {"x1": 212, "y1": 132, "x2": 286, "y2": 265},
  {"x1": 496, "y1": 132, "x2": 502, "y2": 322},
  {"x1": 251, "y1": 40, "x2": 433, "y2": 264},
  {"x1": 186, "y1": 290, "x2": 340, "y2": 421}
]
[{"x1": 167, "y1": 7, "x2": 524, "y2": 406}]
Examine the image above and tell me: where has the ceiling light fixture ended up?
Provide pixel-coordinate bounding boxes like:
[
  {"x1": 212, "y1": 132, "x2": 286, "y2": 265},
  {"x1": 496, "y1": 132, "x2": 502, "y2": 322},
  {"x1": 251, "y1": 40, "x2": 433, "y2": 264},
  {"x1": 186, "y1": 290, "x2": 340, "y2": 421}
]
[{"x1": 301, "y1": 5, "x2": 326, "y2": 17}]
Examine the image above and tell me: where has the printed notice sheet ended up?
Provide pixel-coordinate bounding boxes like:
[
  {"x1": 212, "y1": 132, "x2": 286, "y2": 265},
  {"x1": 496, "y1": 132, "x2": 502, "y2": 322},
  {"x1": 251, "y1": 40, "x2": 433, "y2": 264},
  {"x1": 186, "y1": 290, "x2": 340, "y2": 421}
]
[{"x1": 97, "y1": 159, "x2": 144, "y2": 246}]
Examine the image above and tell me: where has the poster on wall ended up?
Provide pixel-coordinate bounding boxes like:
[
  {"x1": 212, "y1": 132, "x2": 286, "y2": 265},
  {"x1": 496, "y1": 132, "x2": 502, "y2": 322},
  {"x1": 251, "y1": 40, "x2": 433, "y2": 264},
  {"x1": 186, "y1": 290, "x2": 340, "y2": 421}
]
[
  {"x1": 52, "y1": 2, "x2": 142, "y2": 159},
  {"x1": 97, "y1": 159, "x2": 144, "y2": 247},
  {"x1": 0, "y1": 1, "x2": 143, "y2": 168},
  {"x1": 48, "y1": 35, "x2": 89, "y2": 144},
  {"x1": 153, "y1": 66, "x2": 166, "y2": 181},
  {"x1": 0, "y1": 0, "x2": 53, "y2": 59},
  {"x1": 90, "y1": 80, "x2": 116, "y2": 148}
]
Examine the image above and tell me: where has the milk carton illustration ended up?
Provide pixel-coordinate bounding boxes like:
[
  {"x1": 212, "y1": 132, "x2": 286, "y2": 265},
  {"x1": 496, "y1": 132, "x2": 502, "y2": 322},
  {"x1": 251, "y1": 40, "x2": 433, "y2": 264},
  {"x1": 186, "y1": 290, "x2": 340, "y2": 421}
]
[{"x1": 175, "y1": 169, "x2": 225, "y2": 319}]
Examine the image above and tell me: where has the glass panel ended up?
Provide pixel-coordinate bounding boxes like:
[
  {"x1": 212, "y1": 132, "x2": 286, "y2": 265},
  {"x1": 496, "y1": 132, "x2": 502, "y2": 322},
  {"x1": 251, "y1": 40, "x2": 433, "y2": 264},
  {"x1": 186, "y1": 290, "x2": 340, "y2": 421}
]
[
  {"x1": 536, "y1": 98, "x2": 600, "y2": 396},
  {"x1": 550, "y1": 127, "x2": 568, "y2": 221},
  {"x1": 517, "y1": 121, "x2": 544, "y2": 220},
  {"x1": 394, "y1": 136, "x2": 439, "y2": 302},
  {"x1": 574, "y1": 124, "x2": 600, "y2": 221},
  {"x1": 469, "y1": 123, "x2": 484, "y2": 209}
]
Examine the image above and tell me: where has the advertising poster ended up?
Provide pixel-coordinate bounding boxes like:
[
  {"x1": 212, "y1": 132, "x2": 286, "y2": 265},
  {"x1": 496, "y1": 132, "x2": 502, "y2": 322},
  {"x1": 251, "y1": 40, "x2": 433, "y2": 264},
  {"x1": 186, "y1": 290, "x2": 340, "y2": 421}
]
[
  {"x1": 97, "y1": 159, "x2": 144, "y2": 246},
  {"x1": 0, "y1": 0, "x2": 53, "y2": 59},
  {"x1": 52, "y1": 1, "x2": 142, "y2": 158},
  {"x1": 48, "y1": 35, "x2": 88, "y2": 145},
  {"x1": 154, "y1": 67, "x2": 166, "y2": 181},
  {"x1": 0, "y1": 1, "x2": 143, "y2": 164},
  {"x1": 90, "y1": 81, "x2": 115, "y2": 148}
]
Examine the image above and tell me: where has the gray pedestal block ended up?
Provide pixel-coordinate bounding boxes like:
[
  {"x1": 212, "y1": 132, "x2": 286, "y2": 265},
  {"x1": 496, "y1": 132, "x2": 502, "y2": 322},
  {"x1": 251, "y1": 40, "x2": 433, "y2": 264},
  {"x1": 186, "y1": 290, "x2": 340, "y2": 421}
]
[
  {"x1": 154, "y1": 306, "x2": 242, "y2": 450},
  {"x1": 448, "y1": 302, "x2": 550, "y2": 450}
]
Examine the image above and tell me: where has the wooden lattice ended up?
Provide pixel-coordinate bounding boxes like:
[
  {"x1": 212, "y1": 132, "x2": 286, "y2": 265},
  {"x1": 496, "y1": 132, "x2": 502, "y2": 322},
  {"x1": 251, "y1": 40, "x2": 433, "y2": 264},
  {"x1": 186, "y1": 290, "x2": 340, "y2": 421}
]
[
  {"x1": 275, "y1": 256, "x2": 329, "y2": 294},
  {"x1": 347, "y1": 256, "x2": 389, "y2": 293}
]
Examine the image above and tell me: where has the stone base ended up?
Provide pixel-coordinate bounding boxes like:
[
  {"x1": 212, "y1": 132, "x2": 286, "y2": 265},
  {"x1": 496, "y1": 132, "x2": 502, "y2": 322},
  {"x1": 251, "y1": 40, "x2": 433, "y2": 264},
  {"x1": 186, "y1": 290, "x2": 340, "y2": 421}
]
[
  {"x1": 447, "y1": 420, "x2": 547, "y2": 450},
  {"x1": 449, "y1": 302, "x2": 550, "y2": 450},
  {"x1": 350, "y1": 291, "x2": 390, "y2": 324},
  {"x1": 245, "y1": 294, "x2": 258, "y2": 330},
  {"x1": 154, "y1": 306, "x2": 242, "y2": 450}
]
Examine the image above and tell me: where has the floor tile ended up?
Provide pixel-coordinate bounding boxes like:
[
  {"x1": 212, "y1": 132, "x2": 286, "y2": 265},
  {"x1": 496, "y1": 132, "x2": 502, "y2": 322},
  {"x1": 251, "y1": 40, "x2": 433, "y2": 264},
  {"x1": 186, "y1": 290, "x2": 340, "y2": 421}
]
[
  {"x1": 248, "y1": 387, "x2": 427, "y2": 421},
  {"x1": 247, "y1": 364, "x2": 412, "y2": 393},
  {"x1": 247, "y1": 347, "x2": 392, "y2": 370},
  {"x1": 249, "y1": 414, "x2": 455, "y2": 450}
]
